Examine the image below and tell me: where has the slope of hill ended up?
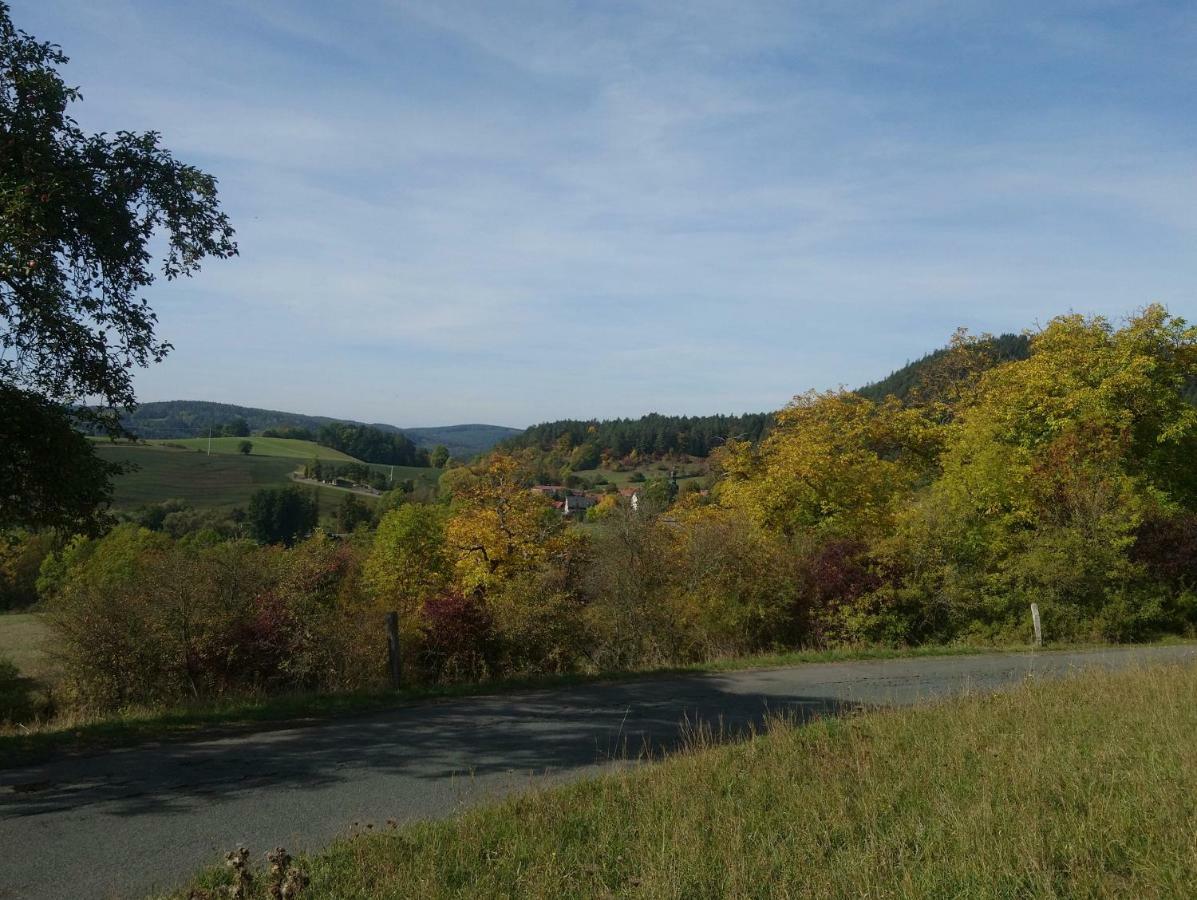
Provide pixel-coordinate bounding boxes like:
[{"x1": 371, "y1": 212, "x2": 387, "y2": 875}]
[
  {"x1": 98, "y1": 327, "x2": 1196, "y2": 475},
  {"x1": 93, "y1": 443, "x2": 315, "y2": 511},
  {"x1": 105, "y1": 401, "x2": 516, "y2": 457},
  {"x1": 499, "y1": 334, "x2": 1039, "y2": 459},
  {"x1": 150, "y1": 436, "x2": 362, "y2": 462},
  {"x1": 857, "y1": 332, "x2": 1197, "y2": 405},
  {"x1": 107, "y1": 400, "x2": 348, "y2": 440},
  {"x1": 856, "y1": 333, "x2": 1031, "y2": 402},
  {"x1": 92, "y1": 443, "x2": 440, "y2": 514}
]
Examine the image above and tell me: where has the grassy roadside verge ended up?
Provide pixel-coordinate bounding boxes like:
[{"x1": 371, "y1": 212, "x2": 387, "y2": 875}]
[
  {"x1": 0, "y1": 641, "x2": 1036, "y2": 768},
  {"x1": 179, "y1": 660, "x2": 1197, "y2": 899}
]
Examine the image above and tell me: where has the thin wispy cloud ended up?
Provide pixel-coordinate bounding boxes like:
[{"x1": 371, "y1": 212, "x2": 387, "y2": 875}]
[{"x1": 15, "y1": 0, "x2": 1196, "y2": 426}]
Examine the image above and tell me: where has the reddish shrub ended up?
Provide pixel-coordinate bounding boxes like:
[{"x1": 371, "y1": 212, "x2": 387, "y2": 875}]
[
  {"x1": 419, "y1": 590, "x2": 497, "y2": 682},
  {"x1": 807, "y1": 538, "x2": 881, "y2": 606},
  {"x1": 1132, "y1": 513, "x2": 1197, "y2": 588},
  {"x1": 799, "y1": 537, "x2": 884, "y2": 643}
]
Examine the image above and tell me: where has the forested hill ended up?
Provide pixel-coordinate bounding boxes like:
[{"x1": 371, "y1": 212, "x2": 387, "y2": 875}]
[
  {"x1": 500, "y1": 412, "x2": 773, "y2": 458},
  {"x1": 105, "y1": 401, "x2": 519, "y2": 457},
  {"x1": 106, "y1": 331, "x2": 1195, "y2": 464},
  {"x1": 498, "y1": 337, "x2": 1031, "y2": 458},
  {"x1": 501, "y1": 335, "x2": 1037, "y2": 459},
  {"x1": 858, "y1": 333, "x2": 1197, "y2": 404},
  {"x1": 856, "y1": 333, "x2": 1031, "y2": 402}
]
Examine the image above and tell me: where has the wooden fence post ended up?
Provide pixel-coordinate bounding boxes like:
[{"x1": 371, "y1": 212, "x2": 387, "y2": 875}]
[
  {"x1": 386, "y1": 611, "x2": 402, "y2": 688},
  {"x1": 1030, "y1": 603, "x2": 1042, "y2": 648}
]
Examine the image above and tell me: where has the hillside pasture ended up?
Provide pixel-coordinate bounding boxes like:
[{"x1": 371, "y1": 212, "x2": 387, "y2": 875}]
[
  {"x1": 0, "y1": 613, "x2": 51, "y2": 681},
  {"x1": 151, "y1": 436, "x2": 362, "y2": 462},
  {"x1": 574, "y1": 458, "x2": 711, "y2": 490},
  {"x1": 93, "y1": 443, "x2": 368, "y2": 516}
]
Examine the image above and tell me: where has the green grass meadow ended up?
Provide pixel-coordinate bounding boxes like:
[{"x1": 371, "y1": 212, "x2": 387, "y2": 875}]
[
  {"x1": 150, "y1": 436, "x2": 361, "y2": 461},
  {"x1": 179, "y1": 660, "x2": 1197, "y2": 899},
  {"x1": 92, "y1": 443, "x2": 369, "y2": 516},
  {"x1": 571, "y1": 458, "x2": 710, "y2": 490},
  {"x1": 91, "y1": 435, "x2": 441, "y2": 513},
  {"x1": 0, "y1": 612, "x2": 51, "y2": 681}
]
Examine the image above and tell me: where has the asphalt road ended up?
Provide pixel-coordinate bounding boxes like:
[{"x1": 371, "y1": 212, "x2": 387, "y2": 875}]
[{"x1": 3, "y1": 644, "x2": 1195, "y2": 899}]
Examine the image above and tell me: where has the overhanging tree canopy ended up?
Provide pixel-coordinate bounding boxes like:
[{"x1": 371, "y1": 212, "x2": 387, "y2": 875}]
[{"x1": 0, "y1": 3, "x2": 236, "y2": 530}]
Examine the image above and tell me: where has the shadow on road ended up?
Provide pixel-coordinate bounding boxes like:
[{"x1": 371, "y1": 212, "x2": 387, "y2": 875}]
[{"x1": 1, "y1": 674, "x2": 859, "y2": 819}]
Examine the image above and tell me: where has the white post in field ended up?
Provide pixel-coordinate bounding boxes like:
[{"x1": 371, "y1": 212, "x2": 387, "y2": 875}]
[{"x1": 1030, "y1": 603, "x2": 1042, "y2": 648}]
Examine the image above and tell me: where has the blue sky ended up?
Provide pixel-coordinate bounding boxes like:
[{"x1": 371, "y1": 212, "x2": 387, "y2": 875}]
[{"x1": 15, "y1": 1, "x2": 1197, "y2": 427}]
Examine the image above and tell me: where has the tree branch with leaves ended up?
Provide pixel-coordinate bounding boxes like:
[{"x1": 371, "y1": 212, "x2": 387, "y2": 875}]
[{"x1": 0, "y1": 3, "x2": 236, "y2": 531}]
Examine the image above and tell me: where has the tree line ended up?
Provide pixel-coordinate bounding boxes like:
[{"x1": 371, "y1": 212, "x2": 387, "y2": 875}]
[
  {"x1": 501, "y1": 411, "x2": 774, "y2": 459},
  {"x1": 10, "y1": 308, "x2": 1197, "y2": 722},
  {"x1": 315, "y1": 422, "x2": 430, "y2": 466}
]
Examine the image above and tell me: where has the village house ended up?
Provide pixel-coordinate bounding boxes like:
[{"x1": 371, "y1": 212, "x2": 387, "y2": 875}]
[{"x1": 563, "y1": 494, "x2": 597, "y2": 518}]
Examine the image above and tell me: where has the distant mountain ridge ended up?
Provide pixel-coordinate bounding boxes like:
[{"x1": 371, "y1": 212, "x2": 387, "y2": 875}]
[
  {"x1": 112, "y1": 401, "x2": 520, "y2": 458},
  {"x1": 401, "y1": 423, "x2": 525, "y2": 458}
]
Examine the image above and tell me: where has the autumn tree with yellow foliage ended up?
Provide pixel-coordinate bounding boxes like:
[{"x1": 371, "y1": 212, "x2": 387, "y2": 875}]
[
  {"x1": 883, "y1": 306, "x2": 1197, "y2": 642},
  {"x1": 445, "y1": 455, "x2": 565, "y2": 591},
  {"x1": 716, "y1": 391, "x2": 943, "y2": 540},
  {"x1": 713, "y1": 306, "x2": 1197, "y2": 645}
]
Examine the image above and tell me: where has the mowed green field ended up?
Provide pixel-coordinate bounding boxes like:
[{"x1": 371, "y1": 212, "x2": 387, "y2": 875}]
[
  {"x1": 0, "y1": 613, "x2": 51, "y2": 681},
  {"x1": 573, "y1": 460, "x2": 710, "y2": 489},
  {"x1": 151, "y1": 436, "x2": 361, "y2": 462},
  {"x1": 93, "y1": 443, "x2": 367, "y2": 516}
]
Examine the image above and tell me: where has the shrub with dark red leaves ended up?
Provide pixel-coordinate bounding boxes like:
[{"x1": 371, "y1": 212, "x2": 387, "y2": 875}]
[
  {"x1": 806, "y1": 537, "x2": 881, "y2": 607},
  {"x1": 419, "y1": 590, "x2": 497, "y2": 683},
  {"x1": 1132, "y1": 513, "x2": 1197, "y2": 589},
  {"x1": 798, "y1": 536, "x2": 890, "y2": 643}
]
